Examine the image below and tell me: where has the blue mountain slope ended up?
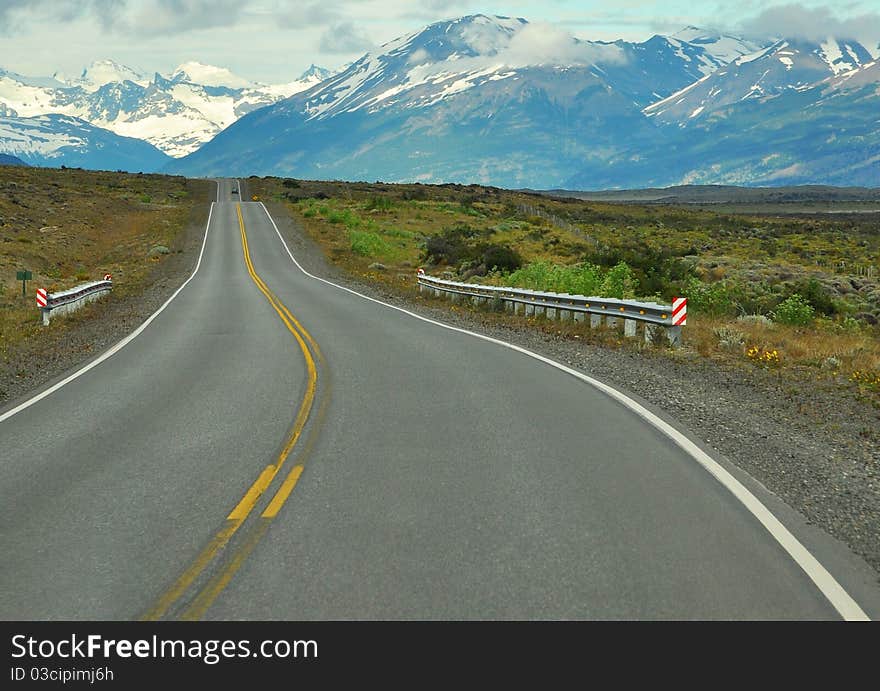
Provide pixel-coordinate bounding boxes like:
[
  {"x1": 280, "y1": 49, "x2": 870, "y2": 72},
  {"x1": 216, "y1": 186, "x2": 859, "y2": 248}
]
[
  {"x1": 0, "y1": 114, "x2": 171, "y2": 172},
  {"x1": 167, "y1": 14, "x2": 880, "y2": 189},
  {"x1": 569, "y1": 61, "x2": 880, "y2": 189}
]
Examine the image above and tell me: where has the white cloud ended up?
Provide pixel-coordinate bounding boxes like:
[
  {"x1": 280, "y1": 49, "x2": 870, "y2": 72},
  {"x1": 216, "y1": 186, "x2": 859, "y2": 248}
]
[
  {"x1": 406, "y1": 20, "x2": 627, "y2": 82},
  {"x1": 504, "y1": 22, "x2": 618, "y2": 67},
  {"x1": 319, "y1": 21, "x2": 375, "y2": 54},
  {"x1": 740, "y1": 4, "x2": 880, "y2": 45}
]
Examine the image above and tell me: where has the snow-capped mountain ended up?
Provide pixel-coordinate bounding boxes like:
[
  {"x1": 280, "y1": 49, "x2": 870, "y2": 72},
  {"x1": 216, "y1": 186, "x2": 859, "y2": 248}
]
[
  {"x1": 168, "y1": 61, "x2": 252, "y2": 89},
  {"x1": 644, "y1": 37, "x2": 876, "y2": 126},
  {"x1": 173, "y1": 14, "x2": 777, "y2": 184},
  {"x1": 669, "y1": 27, "x2": 768, "y2": 66},
  {"x1": 165, "y1": 15, "x2": 880, "y2": 187},
  {"x1": 5, "y1": 13, "x2": 875, "y2": 187},
  {"x1": 169, "y1": 15, "x2": 647, "y2": 183},
  {"x1": 0, "y1": 114, "x2": 170, "y2": 171},
  {"x1": 569, "y1": 56, "x2": 880, "y2": 189},
  {"x1": 0, "y1": 62, "x2": 333, "y2": 158},
  {"x1": 56, "y1": 60, "x2": 150, "y2": 91},
  {"x1": 587, "y1": 32, "x2": 772, "y2": 107}
]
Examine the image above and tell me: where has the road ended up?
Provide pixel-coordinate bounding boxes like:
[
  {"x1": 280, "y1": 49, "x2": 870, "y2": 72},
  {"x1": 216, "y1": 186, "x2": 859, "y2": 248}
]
[{"x1": 1, "y1": 179, "x2": 877, "y2": 620}]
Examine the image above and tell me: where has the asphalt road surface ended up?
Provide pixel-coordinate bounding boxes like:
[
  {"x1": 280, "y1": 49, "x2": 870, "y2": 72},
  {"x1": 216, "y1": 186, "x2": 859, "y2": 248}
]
[{"x1": 1, "y1": 180, "x2": 877, "y2": 620}]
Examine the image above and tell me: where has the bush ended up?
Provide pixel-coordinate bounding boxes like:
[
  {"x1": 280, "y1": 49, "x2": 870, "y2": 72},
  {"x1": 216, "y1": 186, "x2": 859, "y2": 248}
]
[
  {"x1": 479, "y1": 244, "x2": 522, "y2": 272},
  {"x1": 600, "y1": 261, "x2": 636, "y2": 299},
  {"x1": 349, "y1": 231, "x2": 390, "y2": 257},
  {"x1": 423, "y1": 224, "x2": 480, "y2": 266},
  {"x1": 685, "y1": 278, "x2": 736, "y2": 316},
  {"x1": 364, "y1": 195, "x2": 396, "y2": 211},
  {"x1": 772, "y1": 293, "x2": 815, "y2": 326},
  {"x1": 326, "y1": 209, "x2": 347, "y2": 224},
  {"x1": 507, "y1": 261, "x2": 603, "y2": 296},
  {"x1": 424, "y1": 234, "x2": 467, "y2": 265},
  {"x1": 585, "y1": 238, "x2": 696, "y2": 296},
  {"x1": 788, "y1": 278, "x2": 838, "y2": 316}
]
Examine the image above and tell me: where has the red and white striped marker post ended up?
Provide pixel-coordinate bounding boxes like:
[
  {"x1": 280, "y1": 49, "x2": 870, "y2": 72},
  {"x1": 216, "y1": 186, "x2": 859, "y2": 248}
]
[
  {"x1": 672, "y1": 297, "x2": 687, "y2": 326},
  {"x1": 665, "y1": 296, "x2": 687, "y2": 348},
  {"x1": 36, "y1": 288, "x2": 49, "y2": 326}
]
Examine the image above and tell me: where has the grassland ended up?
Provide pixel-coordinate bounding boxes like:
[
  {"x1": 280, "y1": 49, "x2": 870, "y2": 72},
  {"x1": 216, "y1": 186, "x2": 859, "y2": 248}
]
[
  {"x1": 0, "y1": 165, "x2": 209, "y2": 361},
  {"x1": 250, "y1": 176, "x2": 880, "y2": 403}
]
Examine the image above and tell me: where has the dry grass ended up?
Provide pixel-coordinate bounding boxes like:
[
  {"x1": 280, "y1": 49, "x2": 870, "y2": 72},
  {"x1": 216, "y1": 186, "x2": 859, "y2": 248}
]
[
  {"x1": 689, "y1": 316, "x2": 880, "y2": 374},
  {"x1": 0, "y1": 165, "x2": 206, "y2": 357}
]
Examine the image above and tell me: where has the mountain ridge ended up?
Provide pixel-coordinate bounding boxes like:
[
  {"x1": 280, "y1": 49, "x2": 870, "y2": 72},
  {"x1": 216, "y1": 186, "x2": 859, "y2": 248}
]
[
  {"x1": 0, "y1": 61, "x2": 333, "y2": 158},
  {"x1": 168, "y1": 14, "x2": 879, "y2": 189}
]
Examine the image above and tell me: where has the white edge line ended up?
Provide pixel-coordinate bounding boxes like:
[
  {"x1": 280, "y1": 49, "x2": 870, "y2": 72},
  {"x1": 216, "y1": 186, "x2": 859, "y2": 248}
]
[
  {"x1": 0, "y1": 181, "x2": 220, "y2": 425},
  {"x1": 257, "y1": 200, "x2": 869, "y2": 622}
]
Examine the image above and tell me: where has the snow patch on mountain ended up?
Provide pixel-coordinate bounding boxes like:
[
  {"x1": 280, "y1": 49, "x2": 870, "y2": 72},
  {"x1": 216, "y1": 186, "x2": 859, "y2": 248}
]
[
  {"x1": 645, "y1": 36, "x2": 876, "y2": 124},
  {"x1": 0, "y1": 115, "x2": 85, "y2": 157},
  {"x1": 0, "y1": 113, "x2": 170, "y2": 171}
]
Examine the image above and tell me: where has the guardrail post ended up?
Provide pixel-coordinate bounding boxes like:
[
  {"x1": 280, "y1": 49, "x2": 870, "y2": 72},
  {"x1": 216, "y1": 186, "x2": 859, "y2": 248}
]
[
  {"x1": 573, "y1": 312, "x2": 585, "y2": 323},
  {"x1": 534, "y1": 304, "x2": 545, "y2": 317},
  {"x1": 644, "y1": 323, "x2": 657, "y2": 344},
  {"x1": 41, "y1": 308, "x2": 50, "y2": 326},
  {"x1": 667, "y1": 326, "x2": 682, "y2": 348},
  {"x1": 606, "y1": 316, "x2": 618, "y2": 329},
  {"x1": 624, "y1": 319, "x2": 637, "y2": 338},
  {"x1": 590, "y1": 314, "x2": 602, "y2": 328},
  {"x1": 546, "y1": 306, "x2": 557, "y2": 320},
  {"x1": 514, "y1": 302, "x2": 524, "y2": 315},
  {"x1": 525, "y1": 303, "x2": 535, "y2": 316}
]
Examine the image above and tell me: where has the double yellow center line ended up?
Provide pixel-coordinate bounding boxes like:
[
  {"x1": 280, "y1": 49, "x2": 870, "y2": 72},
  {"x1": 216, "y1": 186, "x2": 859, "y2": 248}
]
[{"x1": 143, "y1": 202, "x2": 324, "y2": 620}]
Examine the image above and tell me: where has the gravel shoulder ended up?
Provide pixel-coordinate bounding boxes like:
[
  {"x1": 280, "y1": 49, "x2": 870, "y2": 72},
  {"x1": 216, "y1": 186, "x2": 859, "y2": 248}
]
[
  {"x1": 263, "y1": 200, "x2": 880, "y2": 579},
  {"x1": 2, "y1": 191, "x2": 877, "y2": 581}
]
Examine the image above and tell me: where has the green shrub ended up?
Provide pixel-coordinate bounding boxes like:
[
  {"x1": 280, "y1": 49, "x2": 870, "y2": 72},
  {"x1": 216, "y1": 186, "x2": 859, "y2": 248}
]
[
  {"x1": 507, "y1": 261, "x2": 603, "y2": 296},
  {"x1": 326, "y1": 209, "x2": 347, "y2": 224},
  {"x1": 364, "y1": 195, "x2": 395, "y2": 211},
  {"x1": 423, "y1": 224, "x2": 479, "y2": 265},
  {"x1": 685, "y1": 278, "x2": 736, "y2": 316},
  {"x1": 600, "y1": 261, "x2": 637, "y2": 299},
  {"x1": 585, "y1": 237, "x2": 696, "y2": 296},
  {"x1": 772, "y1": 293, "x2": 815, "y2": 326},
  {"x1": 787, "y1": 278, "x2": 838, "y2": 316},
  {"x1": 349, "y1": 231, "x2": 390, "y2": 257},
  {"x1": 479, "y1": 244, "x2": 522, "y2": 272}
]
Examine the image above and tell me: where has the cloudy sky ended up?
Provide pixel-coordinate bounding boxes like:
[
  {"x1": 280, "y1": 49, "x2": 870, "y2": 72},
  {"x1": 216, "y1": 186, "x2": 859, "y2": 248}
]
[{"x1": 1, "y1": 0, "x2": 879, "y2": 84}]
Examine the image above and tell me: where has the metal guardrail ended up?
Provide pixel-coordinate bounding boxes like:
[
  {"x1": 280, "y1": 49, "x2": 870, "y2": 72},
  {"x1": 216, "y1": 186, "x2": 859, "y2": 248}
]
[
  {"x1": 417, "y1": 273, "x2": 684, "y2": 346},
  {"x1": 40, "y1": 280, "x2": 113, "y2": 325}
]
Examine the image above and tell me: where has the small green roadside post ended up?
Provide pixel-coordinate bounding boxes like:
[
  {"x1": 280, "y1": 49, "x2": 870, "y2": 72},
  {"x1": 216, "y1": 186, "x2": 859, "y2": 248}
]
[{"x1": 16, "y1": 270, "x2": 32, "y2": 298}]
